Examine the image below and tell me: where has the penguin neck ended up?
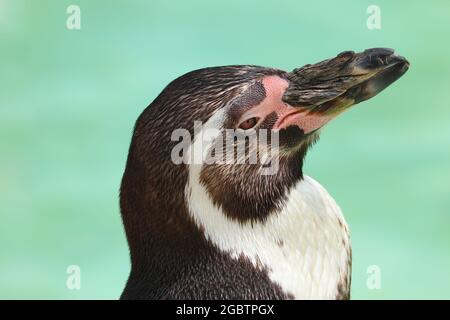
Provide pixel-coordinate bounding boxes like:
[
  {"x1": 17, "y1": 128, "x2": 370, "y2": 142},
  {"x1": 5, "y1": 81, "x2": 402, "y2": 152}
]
[{"x1": 185, "y1": 170, "x2": 352, "y2": 299}]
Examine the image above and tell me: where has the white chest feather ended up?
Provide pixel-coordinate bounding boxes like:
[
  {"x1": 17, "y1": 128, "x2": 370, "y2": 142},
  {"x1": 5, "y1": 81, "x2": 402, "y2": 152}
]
[{"x1": 185, "y1": 171, "x2": 351, "y2": 299}]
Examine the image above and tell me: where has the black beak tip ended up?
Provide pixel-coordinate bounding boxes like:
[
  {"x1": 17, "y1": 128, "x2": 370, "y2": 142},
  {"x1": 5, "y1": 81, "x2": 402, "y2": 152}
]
[
  {"x1": 354, "y1": 50, "x2": 410, "y2": 103},
  {"x1": 357, "y1": 47, "x2": 410, "y2": 71},
  {"x1": 389, "y1": 54, "x2": 409, "y2": 67}
]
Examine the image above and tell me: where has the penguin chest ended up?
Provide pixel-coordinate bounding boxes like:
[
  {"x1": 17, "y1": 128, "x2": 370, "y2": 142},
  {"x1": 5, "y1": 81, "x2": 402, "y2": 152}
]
[
  {"x1": 252, "y1": 183, "x2": 352, "y2": 299},
  {"x1": 187, "y1": 175, "x2": 351, "y2": 299}
]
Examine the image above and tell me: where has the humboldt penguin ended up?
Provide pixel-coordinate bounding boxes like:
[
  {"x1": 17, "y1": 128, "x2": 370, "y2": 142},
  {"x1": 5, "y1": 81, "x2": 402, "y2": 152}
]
[{"x1": 119, "y1": 48, "x2": 409, "y2": 300}]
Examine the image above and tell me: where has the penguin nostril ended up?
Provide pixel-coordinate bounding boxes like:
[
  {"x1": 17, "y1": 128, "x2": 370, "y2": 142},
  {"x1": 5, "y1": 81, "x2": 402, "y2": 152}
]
[{"x1": 238, "y1": 117, "x2": 259, "y2": 130}]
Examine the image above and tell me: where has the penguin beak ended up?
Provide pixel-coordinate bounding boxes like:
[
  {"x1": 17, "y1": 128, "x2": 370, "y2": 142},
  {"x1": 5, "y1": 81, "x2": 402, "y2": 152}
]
[{"x1": 281, "y1": 48, "x2": 409, "y2": 133}]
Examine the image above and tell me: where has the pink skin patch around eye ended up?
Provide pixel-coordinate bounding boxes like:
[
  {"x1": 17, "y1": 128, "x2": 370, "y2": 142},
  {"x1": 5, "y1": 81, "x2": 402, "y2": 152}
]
[{"x1": 239, "y1": 76, "x2": 335, "y2": 133}]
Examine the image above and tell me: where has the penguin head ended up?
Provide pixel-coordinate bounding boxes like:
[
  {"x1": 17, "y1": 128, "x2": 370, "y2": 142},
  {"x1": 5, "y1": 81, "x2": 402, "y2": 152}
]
[{"x1": 121, "y1": 48, "x2": 409, "y2": 229}]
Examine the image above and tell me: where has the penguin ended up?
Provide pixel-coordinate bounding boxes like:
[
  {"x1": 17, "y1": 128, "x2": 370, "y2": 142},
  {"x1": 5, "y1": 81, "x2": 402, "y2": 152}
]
[{"x1": 119, "y1": 48, "x2": 409, "y2": 300}]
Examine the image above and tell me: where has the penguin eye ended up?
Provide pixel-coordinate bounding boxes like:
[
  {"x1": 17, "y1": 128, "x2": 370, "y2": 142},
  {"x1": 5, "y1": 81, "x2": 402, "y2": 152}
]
[{"x1": 238, "y1": 117, "x2": 259, "y2": 130}]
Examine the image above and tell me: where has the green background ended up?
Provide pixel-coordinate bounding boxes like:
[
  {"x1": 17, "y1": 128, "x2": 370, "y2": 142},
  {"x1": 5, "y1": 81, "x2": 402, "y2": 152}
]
[{"x1": 1, "y1": 0, "x2": 449, "y2": 299}]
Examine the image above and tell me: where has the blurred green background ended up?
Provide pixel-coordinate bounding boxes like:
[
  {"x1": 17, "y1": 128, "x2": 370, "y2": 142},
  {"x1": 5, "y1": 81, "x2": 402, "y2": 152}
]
[{"x1": 1, "y1": 0, "x2": 449, "y2": 299}]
